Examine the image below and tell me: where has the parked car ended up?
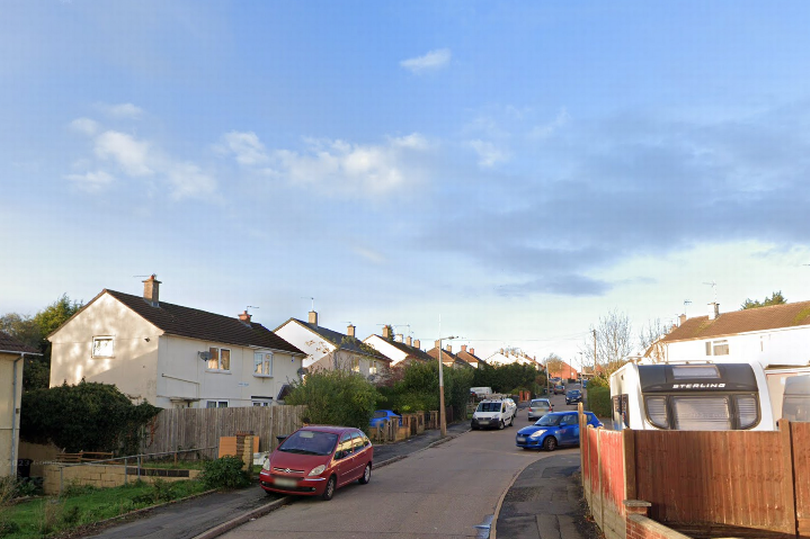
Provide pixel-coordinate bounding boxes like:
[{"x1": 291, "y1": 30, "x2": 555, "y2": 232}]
[
  {"x1": 515, "y1": 411, "x2": 602, "y2": 451},
  {"x1": 553, "y1": 384, "x2": 565, "y2": 395},
  {"x1": 259, "y1": 425, "x2": 373, "y2": 500},
  {"x1": 370, "y1": 409, "x2": 402, "y2": 429},
  {"x1": 527, "y1": 398, "x2": 553, "y2": 420},
  {"x1": 565, "y1": 389, "x2": 582, "y2": 405},
  {"x1": 471, "y1": 397, "x2": 517, "y2": 430}
]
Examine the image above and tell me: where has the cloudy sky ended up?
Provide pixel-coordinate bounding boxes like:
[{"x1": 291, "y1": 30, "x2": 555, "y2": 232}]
[{"x1": 3, "y1": 1, "x2": 810, "y2": 365}]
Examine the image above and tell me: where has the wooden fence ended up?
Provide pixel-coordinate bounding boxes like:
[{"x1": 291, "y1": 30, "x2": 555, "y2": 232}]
[
  {"x1": 139, "y1": 405, "x2": 306, "y2": 459},
  {"x1": 582, "y1": 420, "x2": 810, "y2": 539}
]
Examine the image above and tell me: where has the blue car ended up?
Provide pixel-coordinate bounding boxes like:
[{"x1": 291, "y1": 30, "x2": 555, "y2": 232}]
[
  {"x1": 369, "y1": 409, "x2": 402, "y2": 429},
  {"x1": 515, "y1": 411, "x2": 602, "y2": 451}
]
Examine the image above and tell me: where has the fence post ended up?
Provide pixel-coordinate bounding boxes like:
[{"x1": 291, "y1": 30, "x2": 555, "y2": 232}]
[
  {"x1": 779, "y1": 419, "x2": 798, "y2": 537},
  {"x1": 623, "y1": 428, "x2": 636, "y2": 502}
]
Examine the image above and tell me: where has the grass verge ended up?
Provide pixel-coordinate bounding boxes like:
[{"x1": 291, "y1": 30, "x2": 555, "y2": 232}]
[{"x1": 0, "y1": 479, "x2": 209, "y2": 539}]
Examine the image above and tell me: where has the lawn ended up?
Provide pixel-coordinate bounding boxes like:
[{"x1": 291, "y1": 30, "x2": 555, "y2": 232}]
[{"x1": 0, "y1": 479, "x2": 210, "y2": 539}]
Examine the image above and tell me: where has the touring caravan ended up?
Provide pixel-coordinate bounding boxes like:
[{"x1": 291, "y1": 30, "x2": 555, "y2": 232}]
[
  {"x1": 610, "y1": 362, "x2": 774, "y2": 431},
  {"x1": 782, "y1": 375, "x2": 810, "y2": 422}
]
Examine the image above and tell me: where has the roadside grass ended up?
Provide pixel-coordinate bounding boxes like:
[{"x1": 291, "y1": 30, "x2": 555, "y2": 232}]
[{"x1": 1, "y1": 479, "x2": 209, "y2": 539}]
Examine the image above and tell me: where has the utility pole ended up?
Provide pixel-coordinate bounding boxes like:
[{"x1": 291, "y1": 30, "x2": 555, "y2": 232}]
[{"x1": 593, "y1": 329, "x2": 598, "y2": 373}]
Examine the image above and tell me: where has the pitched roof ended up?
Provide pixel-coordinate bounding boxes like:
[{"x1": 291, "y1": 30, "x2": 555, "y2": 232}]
[
  {"x1": 661, "y1": 300, "x2": 810, "y2": 343},
  {"x1": 0, "y1": 331, "x2": 40, "y2": 355},
  {"x1": 105, "y1": 290, "x2": 304, "y2": 355},
  {"x1": 284, "y1": 319, "x2": 390, "y2": 361},
  {"x1": 457, "y1": 349, "x2": 487, "y2": 367},
  {"x1": 376, "y1": 337, "x2": 434, "y2": 363}
]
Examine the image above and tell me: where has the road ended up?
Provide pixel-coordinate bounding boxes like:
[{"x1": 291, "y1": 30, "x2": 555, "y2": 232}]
[{"x1": 218, "y1": 402, "x2": 583, "y2": 539}]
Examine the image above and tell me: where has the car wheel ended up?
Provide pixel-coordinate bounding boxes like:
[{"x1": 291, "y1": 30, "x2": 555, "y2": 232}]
[
  {"x1": 321, "y1": 475, "x2": 337, "y2": 501},
  {"x1": 359, "y1": 463, "x2": 372, "y2": 484},
  {"x1": 498, "y1": 419, "x2": 505, "y2": 430},
  {"x1": 544, "y1": 436, "x2": 558, "y2": 451}
]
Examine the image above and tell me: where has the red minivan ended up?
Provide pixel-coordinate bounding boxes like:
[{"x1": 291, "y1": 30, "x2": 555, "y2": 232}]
[{"x1": 259, "y1": 425, "x2": 373, "y2": 501}]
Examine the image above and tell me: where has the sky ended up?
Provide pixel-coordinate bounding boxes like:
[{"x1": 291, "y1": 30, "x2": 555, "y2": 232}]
[{"x1": 4, "y1": 1, "x2": 810, "y2": 367}]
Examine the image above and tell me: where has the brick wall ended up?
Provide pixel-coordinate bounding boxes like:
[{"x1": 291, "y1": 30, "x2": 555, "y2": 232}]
[
  {"x1": 625, "y1": 502, "x2": 690, "y2": 539},
  {"x1": 42, "y1": 464, "x2": 201, "y2": 495}
]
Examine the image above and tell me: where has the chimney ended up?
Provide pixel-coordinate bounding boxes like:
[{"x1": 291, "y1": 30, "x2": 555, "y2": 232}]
[
  {"x1": 445, "y1": 344, "x2": 452, "y2": 353},
  {"x1": 395, "y1": 334, "x2": 404, "y2": 343},
  {"x1": 461, "y1": 345, "x2": 468, "y2": 353},
  {"x1": 347, "y1": 324, "x2": 356, "y2": 338},
  {"x1": 470, "y1": 347, "x2": 475, "y2": 356},
  {"x1": 238, "y1": 310, "x2": 252, "y2": 324},
  {"x1": 679, "y1": 314, "x2": 687, "y2": 325},
  {"x1": 708, "y1": 303, "x2": 720, "y2": 321},
  {"x1": 308, "y1": 311, "x2": 318, "y2": 325},
  {"x1": 414, "y1": 339, "x2": 421, "y2": 349},
  {"x1": 143, "y1": 275, "x2": 161, "y2": 307},
  {"x1": 434, "y1": 340, "x2": 441, "y2": 349},
  {"x1": 406, "y1": 336, "x2": 412, "y2": 347}
]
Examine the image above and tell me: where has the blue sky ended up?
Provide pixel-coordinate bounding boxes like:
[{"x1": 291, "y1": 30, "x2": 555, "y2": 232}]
[{"x1": 4, "y1": 1, "x2": 810, "y2": 365}]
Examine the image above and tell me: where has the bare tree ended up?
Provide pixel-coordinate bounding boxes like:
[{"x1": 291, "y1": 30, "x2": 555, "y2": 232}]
[
  {"x1": 638, "y1": 317, "x2": 671, "y2": 362},
  {"x1": 543, "y1": 353, "x2": 565, "y2": 378},
  {"x1": 581, "y1": 309, "x2": 634, "y2": 376}
]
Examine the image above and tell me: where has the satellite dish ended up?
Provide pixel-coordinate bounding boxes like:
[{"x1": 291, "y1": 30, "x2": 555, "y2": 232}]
[
  {"x1": 297, "y1": 367, "x2": 308, "y2": 376},
  {"x1": 198, "y1": 351, "x2": 212, "y2": 361}
]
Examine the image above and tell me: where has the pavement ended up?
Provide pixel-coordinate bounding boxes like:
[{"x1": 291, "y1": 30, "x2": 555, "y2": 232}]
[{"x1": 82, "y1": 420, "x2": 601, "y2": 539}]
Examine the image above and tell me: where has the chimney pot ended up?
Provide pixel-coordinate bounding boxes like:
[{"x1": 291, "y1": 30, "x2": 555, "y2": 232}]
[
  {"x1": 142, "y1": 275, "x2": 161, "y2": 307},
  {"x1": 308, "y1": 311, "x2": 318, "y2": 325}
]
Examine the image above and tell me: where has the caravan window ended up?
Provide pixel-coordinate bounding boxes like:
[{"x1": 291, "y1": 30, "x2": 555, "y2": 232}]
[
  {"x1": 783, "y1": 396, "x2": 810, "y2": 422},
  {"x1": 736, "y1": 395, "x2": 759, "y2": 428},
  {"x1": 672, "y1": 365, "x2": 720, "y2": 379},
  {"x1": 645, "y1": 397, "x2": 669, "y2": 429},
  {"x1": 672, "y1": 396, "x2": 732, "y2": 430}
]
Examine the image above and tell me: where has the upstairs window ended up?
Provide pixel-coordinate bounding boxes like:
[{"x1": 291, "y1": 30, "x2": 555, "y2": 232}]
[
  {"x1": 705, "y1": 340, "x2": 729, "y2": 356},
  {"x1": 254, "y1": 351, "x2": 274, "y2": 376},
  {"x1": 207, "y1": 347, "x2": 231, "y2": 371},
  {"x1": 92, "y1": 336, "x2": 115, "y2": 358},
  {"x1": 369, "y1": 360, "x2": 378, "y2": 375},
  {"x1": 351, "y1": 358, "x2": 360, "y2": 373}
]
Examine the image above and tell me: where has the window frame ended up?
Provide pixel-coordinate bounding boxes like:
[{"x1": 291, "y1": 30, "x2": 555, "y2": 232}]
[
  {"x1": 207, "y1": 347, "x2": 232, "y2": 371},
  {"x1": 254, "y1": 351, "x2": 274, "y2": 377},
  {"x1": 206, "y1": 400, "x2": 228, "y2": 408},
  {"x1": 91, "y1": 336, "x2": 115, "y2": 358}
]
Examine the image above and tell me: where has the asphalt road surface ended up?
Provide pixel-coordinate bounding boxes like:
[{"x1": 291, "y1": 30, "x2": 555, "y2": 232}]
[{"x1": 218, "y1": 410, "x2": 582, "y2": 539}]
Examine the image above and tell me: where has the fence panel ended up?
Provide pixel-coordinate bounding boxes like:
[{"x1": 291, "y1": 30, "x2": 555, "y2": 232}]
[
  {"x1": 793, "y1": 422, "x2": 810, "y2": 537},
  {"x1": 598, "y1": 429, "x2": 626, "y2": 539},
  {"x1": 634, "y1": 429, "x2": 791, "y2": 534},
  {"x1": 141, "y1": 406, "x2": 306, "y2": 459}
]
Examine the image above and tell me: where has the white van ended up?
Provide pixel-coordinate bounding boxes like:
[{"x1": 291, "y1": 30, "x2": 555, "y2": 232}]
[{"x1": 471, "y1": 398, "x2": 517, "y2": 430}]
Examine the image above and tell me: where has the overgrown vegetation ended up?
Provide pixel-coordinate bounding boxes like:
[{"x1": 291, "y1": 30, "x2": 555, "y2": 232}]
[
  {"x1": 1, "y1": 479, "x2": 208, "y2": 539},
  {"x1": 200, "y1": 456, "x2": 251, "y2": 490},
  {"x1": 286, "y1": 369, "x2": 379, "y2": 429},
  {"x1": 20, "y1": 380, "x2": 160, "y2": 454},
  {"x1": 471, "y1": 361, "x2": 543, "y2": 396},
  {"x1": 584, "y1": 376, "x2": 611, "y2": 419}
]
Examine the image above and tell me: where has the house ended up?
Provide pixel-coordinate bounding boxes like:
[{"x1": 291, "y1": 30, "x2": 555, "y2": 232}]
[
  {"x1": 547, "y1": 359, "x2": 579, "y2": 381},
  {"x1": 1, "y1": 331, "x2": 39, "y2": 477},
  {"x1": 427, "y1": 342, "x2": 472, "y2": 369},
  {"x1": 274, "y1": 311, "x2": 391, "y2": 381},
  {"x1": 48, "y1": 276, "x2": 305, "y2": 408},
  {"x1": 486, "y1": 348, "x2": 542, "y2": 368},
  {"x1": 363, "y1": 327, "x2": 433, "y2": 368},
  {"x1": 656, "y1": 300, "x2": 810, "y2": 421},
  {"x1": 456, "y1": 345, "x2": 487, "y2": 368}
]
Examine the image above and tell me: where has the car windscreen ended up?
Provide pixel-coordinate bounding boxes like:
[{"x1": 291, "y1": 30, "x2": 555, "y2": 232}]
[
  {"x1": 531, "y1": 400, "x2": 548, "y2": 407},
  {"x1": 477, "y1": 402, "x2": 502, "y2": 412},
  {"x1": 279, "y1": 430, "x2": 339, "y2": 456},
  {"x1": 534, "y1": 415, "x2": 562, "y2": 426},
  {"x1": 373, "y1": 411, "x2": 388, "y2": 418}
]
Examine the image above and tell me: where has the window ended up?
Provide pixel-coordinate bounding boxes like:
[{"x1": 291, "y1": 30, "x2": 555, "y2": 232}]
[
  {"x1": 672, "y1": 396, "x2": 732, "y2": 430},
  {"x1": 705, "y1": 340, "x2": 729, "y2": 356},
  {"x1": 254, "y1": 351, "x2": 273, "y2": 376},
  {"x1": 351, "y1": 358, "x2": 360, "y2": 373},
  {"x1": 92, "y1": 336, "x2": 115, "y2": 358},
  {"x1": 207, "y1": 347, "x2": 231, "y2": 371},
  {"x1": 369, "y1": 360, "x2": 378, "y2": 375},
  {"x1": 206, "y1": 400, "x2": 228, "y2": 408},
  {"x1": 645, "y1": 396, "x2": 669, "y2": 429},
  {"x1": 252, "y1": 398, "x2": 273, "y2": 407}
]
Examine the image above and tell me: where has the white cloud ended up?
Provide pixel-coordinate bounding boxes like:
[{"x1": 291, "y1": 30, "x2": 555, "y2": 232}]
[
  {"x1": 529, "y1": 108, "x2": 570, "y2": 139},
  {"x1": 165, "y1": 161, "x2": 217, "y2": 200},
  {"x1": 70, "y1": 117, "x2": 100, "y2": 136},
  {"x1": 468, "y1": 139, "x2": 510, "y2": 167},
  {"x1": 217, "y1": 131, "x2": 268, "y2": 166},
  {"x1": 65, "y1": 170, "x2": 114, "y2": 192},
  {"x1": 352, "y1": 245, "x2": 386, "y2": 264},
  {"x1": 100, "y1": 103, "x2": 144, "y2": 119},
  {"x1": 94, "y1": 131, "x2": 153, "y2": 176},
  {"x1": 400, "y1": 48, "x2": 451, "y2": 73},
  {"x1": 266, "y1": 134, "x2": 432, "y2": 198}
]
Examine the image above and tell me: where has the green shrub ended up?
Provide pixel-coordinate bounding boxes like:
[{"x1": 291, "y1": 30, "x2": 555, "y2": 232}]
[
  {"x1": 586, "y1": 386, "x2": 611, "y2": 419},
  {"x1": 200, "y1": 457, "x2": 250, "y2": 490},
  {"x1": 286, "y1": 369, "x2": 379, "y2": 430}
]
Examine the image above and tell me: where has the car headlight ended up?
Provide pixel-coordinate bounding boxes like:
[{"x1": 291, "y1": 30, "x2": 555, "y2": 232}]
[
  {"x1": 262, "y1": 458, "x2": 271, "y2": 471},
  {"x1": 308, "y1": 464, "x2": 326, "y2": 477},
  {"x1": 529, "y1": 430, "x2": 546, "y2": 439}
]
